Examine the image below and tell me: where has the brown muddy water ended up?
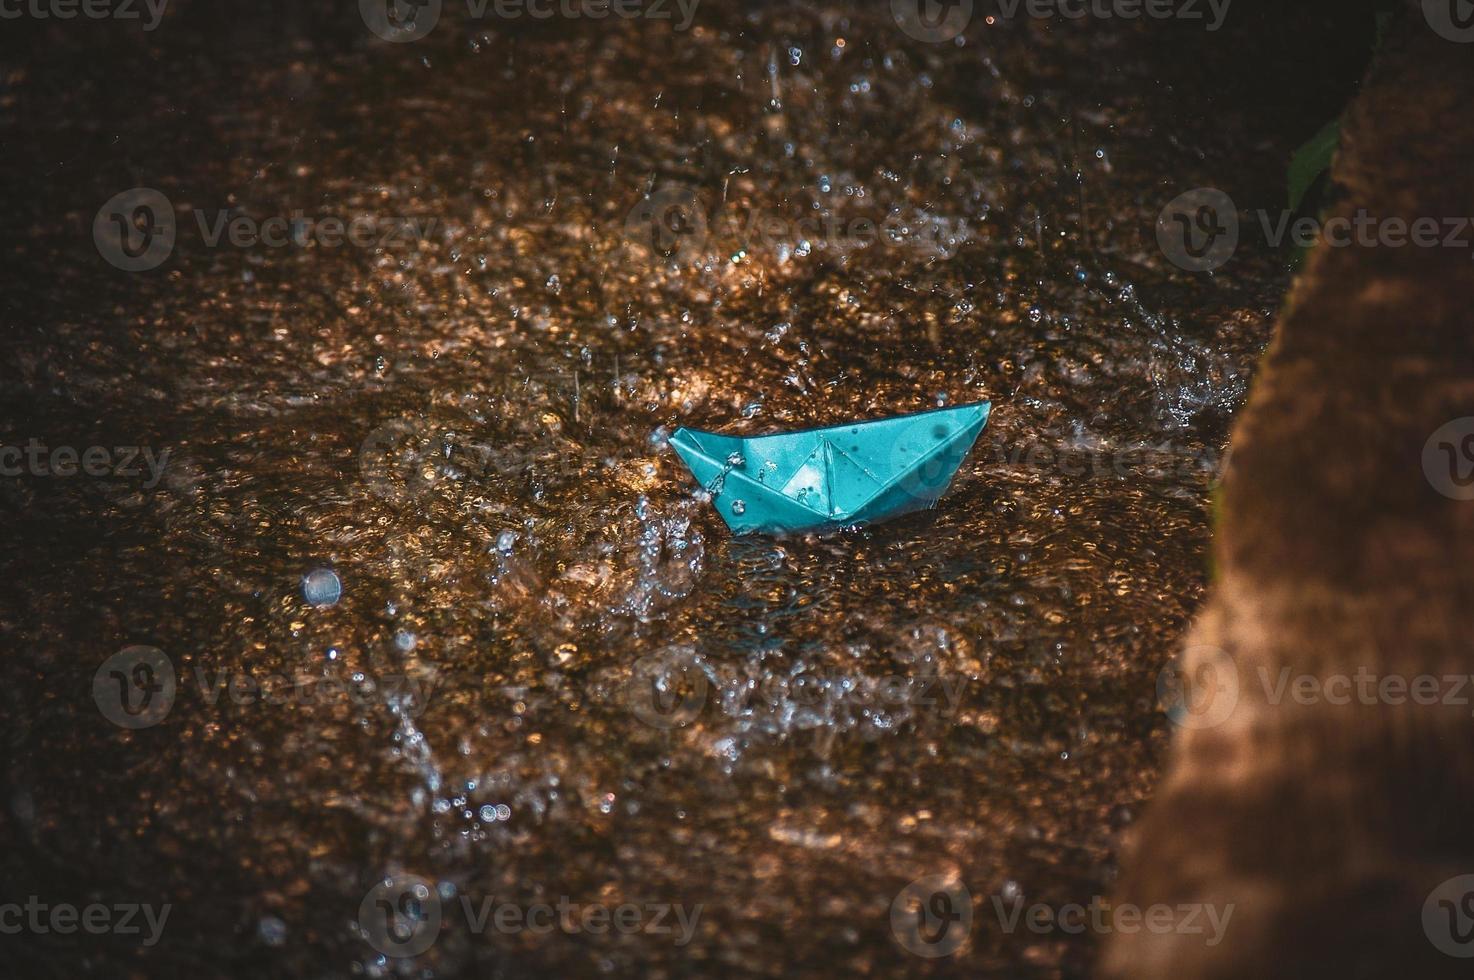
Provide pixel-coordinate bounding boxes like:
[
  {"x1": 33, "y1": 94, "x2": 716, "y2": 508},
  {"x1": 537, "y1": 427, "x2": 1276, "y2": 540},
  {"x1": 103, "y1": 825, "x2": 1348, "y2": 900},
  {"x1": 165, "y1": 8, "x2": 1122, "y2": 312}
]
[{"x1": 1, "y1": 3, "x2": 1373, "y2": 977}]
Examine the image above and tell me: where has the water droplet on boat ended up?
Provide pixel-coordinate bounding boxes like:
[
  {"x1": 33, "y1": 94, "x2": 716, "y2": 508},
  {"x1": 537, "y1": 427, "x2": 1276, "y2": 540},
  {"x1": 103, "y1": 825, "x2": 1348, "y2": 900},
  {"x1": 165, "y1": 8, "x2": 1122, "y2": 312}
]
[
  {"x1": 726, "y1": 452, "x2": 745, "y2": 468},
  {"x1": 731, "y1": 500, "x2": 746, "y2": 515},
  {"x1": 301, "y1": 568, "x2": 341, "y2": 607}
]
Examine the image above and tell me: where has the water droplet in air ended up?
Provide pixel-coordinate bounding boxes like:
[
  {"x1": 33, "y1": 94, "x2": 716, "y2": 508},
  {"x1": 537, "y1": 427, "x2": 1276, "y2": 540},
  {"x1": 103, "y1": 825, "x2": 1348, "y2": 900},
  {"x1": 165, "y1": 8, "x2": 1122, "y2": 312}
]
[{"x1": 302, "y1": 569, "x2": 341, "y2": 608}]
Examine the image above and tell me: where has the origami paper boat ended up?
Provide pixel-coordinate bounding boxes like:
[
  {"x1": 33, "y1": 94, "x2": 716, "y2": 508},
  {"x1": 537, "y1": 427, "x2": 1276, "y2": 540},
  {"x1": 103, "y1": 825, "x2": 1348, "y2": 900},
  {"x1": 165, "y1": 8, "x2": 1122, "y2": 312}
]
[{"x1": 670, "y1": 402, "x2": 990, "y2": 535}]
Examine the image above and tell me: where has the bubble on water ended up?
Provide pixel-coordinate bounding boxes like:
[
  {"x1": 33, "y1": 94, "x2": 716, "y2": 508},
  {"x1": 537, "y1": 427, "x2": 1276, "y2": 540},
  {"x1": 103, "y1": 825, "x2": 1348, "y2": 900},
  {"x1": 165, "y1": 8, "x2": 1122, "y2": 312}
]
[
  {"x1": 479, "y1": 804, "x2": 496, "y2": 822},
  {"x1": 394, "y1": 631, "x2": 417, "y2": 652},
  {"x1": 495, "y1": 803, "x2": 511, "y2": 820},
  {"x1": 496, "y1": 531, "x2": 517, "y2": 553},
  {"x1": 257, "y1": 916, "x2": 287, "y2": 947},
  {"x1": 731, "y1": 500, "x2": 746, "y2": 515},
  {"x1": 301, "y1": 568, "x2": 341, "y2": 607}
]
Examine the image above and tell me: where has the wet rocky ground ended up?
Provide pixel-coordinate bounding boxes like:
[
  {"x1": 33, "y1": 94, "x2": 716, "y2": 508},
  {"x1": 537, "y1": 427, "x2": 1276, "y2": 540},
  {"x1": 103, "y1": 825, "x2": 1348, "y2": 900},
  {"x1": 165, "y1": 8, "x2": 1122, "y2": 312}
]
[{"x1": 1, "y1": 2, "x2": 1376, "y2": 976}]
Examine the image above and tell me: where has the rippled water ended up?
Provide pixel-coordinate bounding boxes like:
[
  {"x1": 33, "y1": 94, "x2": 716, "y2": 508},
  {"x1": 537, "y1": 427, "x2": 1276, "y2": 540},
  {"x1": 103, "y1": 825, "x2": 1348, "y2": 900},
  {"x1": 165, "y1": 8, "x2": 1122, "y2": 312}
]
[{"x1": 2, "y1": 4, "x2": 1369, "y2": 977}]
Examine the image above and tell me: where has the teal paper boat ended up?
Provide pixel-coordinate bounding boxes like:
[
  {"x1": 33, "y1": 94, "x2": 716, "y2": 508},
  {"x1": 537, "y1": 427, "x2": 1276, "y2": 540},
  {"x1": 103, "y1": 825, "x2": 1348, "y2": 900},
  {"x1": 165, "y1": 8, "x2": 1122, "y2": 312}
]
[{"x1": 669, "y1": 402, "x2": 990, "y2": 535}]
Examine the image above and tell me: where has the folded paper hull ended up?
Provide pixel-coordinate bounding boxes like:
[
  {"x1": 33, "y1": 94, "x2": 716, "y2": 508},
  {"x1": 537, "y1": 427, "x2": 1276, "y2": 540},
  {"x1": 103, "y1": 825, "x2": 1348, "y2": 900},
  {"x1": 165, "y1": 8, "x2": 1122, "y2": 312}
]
[{"x1": 669, "y1": 402, "x2": 990, "y2": 535}]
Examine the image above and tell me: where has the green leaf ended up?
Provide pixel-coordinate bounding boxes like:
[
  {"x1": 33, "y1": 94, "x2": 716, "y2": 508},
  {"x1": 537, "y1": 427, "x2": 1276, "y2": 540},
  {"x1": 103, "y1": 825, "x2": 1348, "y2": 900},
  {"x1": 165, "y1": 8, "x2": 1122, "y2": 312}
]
[{"x1": 1288, "y1": 117, "x2": 1341, "y2": 213}]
